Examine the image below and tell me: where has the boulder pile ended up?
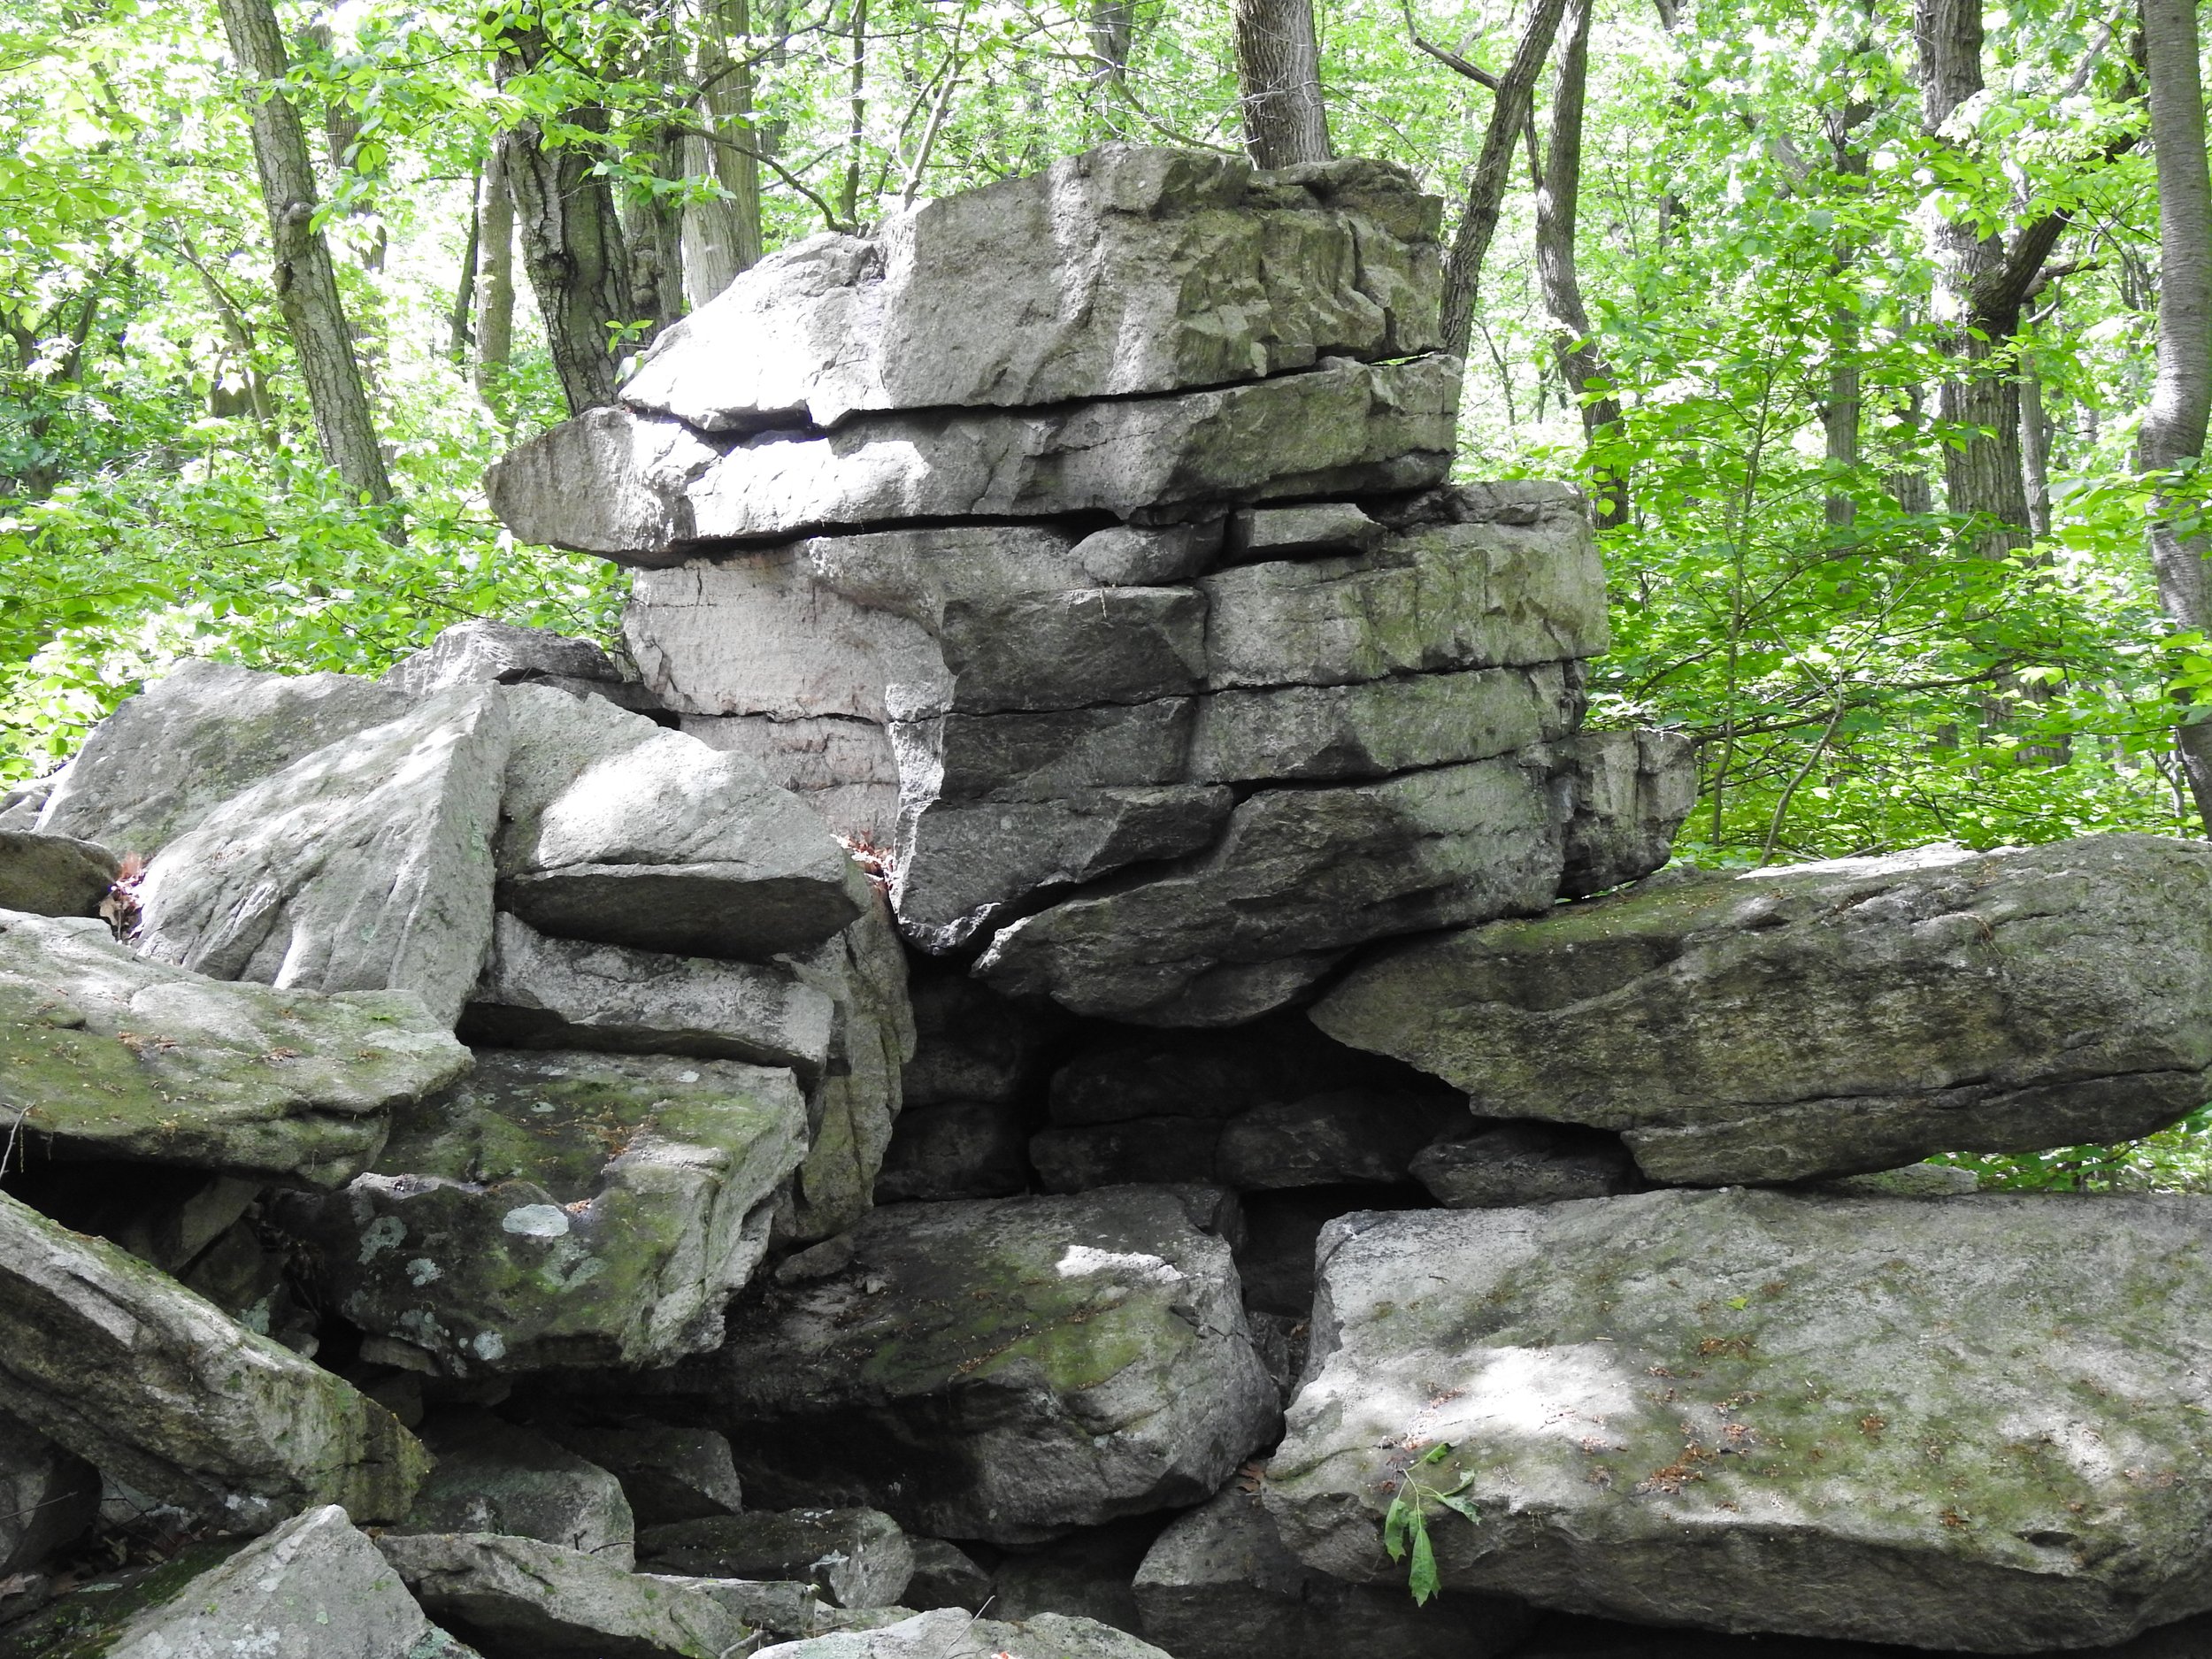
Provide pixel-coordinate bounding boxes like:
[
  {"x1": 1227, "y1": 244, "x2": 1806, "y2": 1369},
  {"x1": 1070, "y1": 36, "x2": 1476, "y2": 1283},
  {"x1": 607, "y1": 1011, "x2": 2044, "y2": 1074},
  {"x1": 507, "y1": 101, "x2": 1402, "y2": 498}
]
[{"x1": 6, "y1": 145, "x2": 2212, "y2": 1659}]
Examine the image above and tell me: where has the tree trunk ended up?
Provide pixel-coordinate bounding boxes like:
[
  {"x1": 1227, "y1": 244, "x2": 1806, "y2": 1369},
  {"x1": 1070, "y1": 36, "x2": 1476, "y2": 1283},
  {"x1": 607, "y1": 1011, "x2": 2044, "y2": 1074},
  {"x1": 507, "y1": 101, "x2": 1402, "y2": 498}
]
[
  {"x1": 214, "y1": 0, "x2": 394, "y2": 511},
  {"x1": 2020, "y1": 351, "x2": 2053, "y2": 537},
  {"x1": 1232, "y1": 0, "x2": 1332, "y2": 169},
  {"x1": 2138, "y1": 0, "x2": 2212, "y2": 830},
  {"x1": 1090, "y1": 0, "x2": 1137, "y2": 120},
  {"x1": 684, "y1": 0, "x2": 763, "y2": 308},
  {"x1": 495, "y1": 31, "x2": 636, "y2": 415},
  {"x1": 475, "y1": 145, "x2": 515, "y2": 419},
  {"x1": 839, "y1": 0, "x2": 868, "y2": 227},
  {"x1": 1438, "y1": 0, "x2": 1569, "y2": 363},
  {"x1": 1532, "y1": 0, "x2": 1624, "y2": 526},
  {"x1": 447, "y1": 163, "x2": 480, "y2": 364}
]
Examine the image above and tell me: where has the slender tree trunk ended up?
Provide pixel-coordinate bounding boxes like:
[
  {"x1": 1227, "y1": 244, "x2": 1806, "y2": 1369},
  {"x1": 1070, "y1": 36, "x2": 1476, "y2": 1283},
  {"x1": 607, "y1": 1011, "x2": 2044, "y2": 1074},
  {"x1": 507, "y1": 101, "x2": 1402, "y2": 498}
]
[
  {"x1": 2139, "y1": 0, "x2": 2212, "y2": 830},
  {"x1": 447, "y1": 163, "x2": 480, "y2": 364},
  {"x1": 1438, "y1": 0, "x2": 1570, "y2": 363},
  {"x1": 684, "y1": 0, "x2": 764, "y2": 308},
  {"x1": 1532, "y1": 0, "x2": 1625, "y2": 527},
  {"x1": 2020, "y1": 351, "x2": 2053, "y2": 537},
  {"x1": 1090, "y1": 0, "x2": 1137, "y2": 130},
  {"x1": 1231, "y1": 0, "x2": 1332, "y2": 168},
  {"x1": 215, "y1": 0, "x2": 394, "y2": 511},
  {"x1": 475, "y1": 145, "x2": 515, "y2": 419},
  {"x1": 839, "y1": 0, "x2": 868, "y2": 227},
  {"x1": 495, "y1": 30, "x2": 636, "y2": 414}
]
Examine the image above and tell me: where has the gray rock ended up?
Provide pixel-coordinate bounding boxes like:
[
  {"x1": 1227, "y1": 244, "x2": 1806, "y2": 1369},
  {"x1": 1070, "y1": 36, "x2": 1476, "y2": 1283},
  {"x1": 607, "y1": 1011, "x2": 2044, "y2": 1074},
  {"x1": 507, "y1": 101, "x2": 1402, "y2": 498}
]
[
  {"x1": 1313, "y1": 835, "x2": 2212, "y2": 1185},
  {"x1": 379, "y1": 1532, "x2": 744, "y2": 1659},
  {"x1": 754, "y1": 1607, "x2": 1178, "y2": 1659},
  {"x1": 636, "y1": 1509, "x2": 914, "y2": 1609},
  {"x1": 903, "y1": 965, "x2": 1067, "y2": 1109},
  {"x1": 35, "y1": 659, "x2": 409, "y2": 856},
  {"x1": 644, "y1": 1188, "x2": 1279, "y2": 1542},
  {"x1": 463, "y1": 913, "x2": 837, "y2": 1077},
  {"x1": 902, "y1": 1540, "x2": 993, "y2": 1612},
  {"x1": 0, "y1": 910, "x2": 469, "y2": 1187},
  {"x1": 1047, "y1": 1016, "x2": 1389, "y2": 1126},
  {"x1": 895, "y1": 702, "x2": 1198, "y2": 806},
  {"x1": 1815, "y1": 1161, "x2": 1981, "y2": 1198},
  {"x1": 0, "y1": 775, "x2": 55, "y2": 831},
  {"x1": 1029, "y1": 1118, "x2": 1225, "y2": 1192},
  {"x1": 1133, "y1": 1486, "x2": 1534, "y2": 1659},
  {"x1": 134, "y1": 683, "x2": 509, "y2": 1027},
  {"x1": 0, "y1": 1412, "x2": 97, "y2": 1573},
  {"x1": 0, "y1": 828, "x2": 118, "y2": 918},
  {"x1": 679, "y1": 712, "x2": 901, "y2": 845},
  {"x1": 1264, "y1": 1189, "x2": 2212, "y2": 1651},
  {"x1": 97, "y1": 1505, "x2": 457, "y2": 1659},
  {"x1": 1071, "y1": 521, "x2": 1224, "y2": 586},
  {"x1": 1409, "y1": 1124, "x2": 1642, "y2": 1208},
  {"x1": 1233, "y1": 1186, "x2": 1433, "y2": 1320},
  {"x1": 287, "y1": 1049, "x2": 808, "y2": 1374},
  {"x1": 1202, "y1": 496, "x2": 1608, "y2": 690},
  {"x1": 0, "y1": 1189, "x2": 429, "y2": 1528},
  {"x1": 621, "y1": 147, "x2": 1440, "y2": 428},
  {"x1": 1555, "y1": 728, "x2": 1697, "y2": 898},
  {"x1": 990, "y1": 1518, "x2": 1158, "y2": 1633},
  {"x1": 381, "y1": 618, "x2": 622, "y2": 698},
  {"x1": 493, "y1": 357, "x2": 1458, "y2": 560},
  {"x1": 874, "y1": 1100, "x2": 1031, "y2": 1202},
  {"x1": 536, "y1": 1420, "x2": 745, "y2": 1526},
  {"x1": 1224, "y1": 501, "x2": 1385, "y2": 563},
  {"x1": 499, "y1": 686, "x2": 868, "y2": 962},
  {"x1": 975, "y1": 755, "x2": 1563, "y2": 1025},
  {"x1": 399, "y1": 1417, "x2": 636, "y2": 1566},
  {"x1": 1216, "y1": 1089, "x2": 1465, "y2": 1189}
]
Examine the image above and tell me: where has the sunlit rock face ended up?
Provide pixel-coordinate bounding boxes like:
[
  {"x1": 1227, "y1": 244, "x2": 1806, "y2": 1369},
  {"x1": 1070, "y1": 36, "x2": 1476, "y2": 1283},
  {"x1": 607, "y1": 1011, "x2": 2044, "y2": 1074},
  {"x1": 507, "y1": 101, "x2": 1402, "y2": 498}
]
[{"x1": 1264, "y1": 1190, "x2": 2212, "y2": 1653}]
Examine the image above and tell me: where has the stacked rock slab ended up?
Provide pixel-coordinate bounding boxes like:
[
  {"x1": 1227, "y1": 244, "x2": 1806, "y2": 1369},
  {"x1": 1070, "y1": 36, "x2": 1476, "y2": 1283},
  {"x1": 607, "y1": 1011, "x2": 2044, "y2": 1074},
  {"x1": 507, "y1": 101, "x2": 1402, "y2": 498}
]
[{"x1": 489, "y1": 144, "x2": 1694, "y2": 1026}]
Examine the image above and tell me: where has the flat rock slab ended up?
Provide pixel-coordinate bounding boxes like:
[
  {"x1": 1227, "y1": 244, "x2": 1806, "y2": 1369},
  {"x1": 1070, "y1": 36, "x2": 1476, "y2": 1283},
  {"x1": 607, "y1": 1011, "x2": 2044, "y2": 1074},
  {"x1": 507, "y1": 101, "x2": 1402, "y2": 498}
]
[
  {"x1": 1409, "y1": 1123, "x2": 1641, "y2": 1208},
  {"x1": 490, "y1": 357, "x2": 1457, "y2": 560},
  {"x1": 622, "y1": 146, "x2": 1440, "y2": 427},
  {"x1": 653, "y1": 1187, "x2": 1279, "y2": 1543},
  {"x1": 755, "y1": 1607, "x2": 1176, "y2": 1659},
  {"x1": 287, "y1": 1049, "x2": 808, "y2": 1373},
  {"x1": 0, "y1": 1190, "x2": 429, "y2": 1528},
  {"x1": 396, "y1": 1416, "x2": 636, "y2": 1564},
  {"x1": 975, "y1": 756, "x2": 1563, "y2": 1025},
  {"x1": 1312, "y1": 834, "x2": 2212, "y2": 1184},
  {"x1": 635, "y1": 1509, "x2": 913, "y2": 1609},
  {"x1": 381, "y1": 618, "x2": 623, "y2": 698},
  {"x1": 33, "y1": 659, "x2": 409, "y2": 856},
  {"x1": 0, "y1": 829, "x2": 118, "y2": 918},
  {"x1": 0, "y1": 910, "x2": 470, "y2": 1187},
  {"x1": 538, "y1": 1420, "x2": 745, "y2": 1526},
  {"x1": 134, "y1": 683, "x2": 509, "y2": 1027},
  {"x1": 1555, "y1": 728, "x2": 1699, "y2": 898},
  {"x1": 1263, "y1": 1189, "x2": 2212, "y2": 1652},
  {"x1": 499, "y1": 687, "x2": 867, "y2": 963}
]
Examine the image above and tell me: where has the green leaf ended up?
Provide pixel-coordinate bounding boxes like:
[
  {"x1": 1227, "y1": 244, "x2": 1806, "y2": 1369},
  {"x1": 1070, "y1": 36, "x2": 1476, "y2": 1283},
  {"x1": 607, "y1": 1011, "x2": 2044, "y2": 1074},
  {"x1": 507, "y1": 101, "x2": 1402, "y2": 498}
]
[{"x1": 1407, "y1": 1521, "x2": 1439, "y2": 1605}]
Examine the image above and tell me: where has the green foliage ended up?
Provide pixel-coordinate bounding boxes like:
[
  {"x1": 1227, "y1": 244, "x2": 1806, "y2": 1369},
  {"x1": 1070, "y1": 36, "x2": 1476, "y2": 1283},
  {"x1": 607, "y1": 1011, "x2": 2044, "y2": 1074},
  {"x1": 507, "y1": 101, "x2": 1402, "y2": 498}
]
[
  {"x1": 1384, "y1": 1441, "x2": 1481, "y2": 1604},
  {"x1": 1939, "y1": 1107, "x2": 2212, "y2": 1195}
]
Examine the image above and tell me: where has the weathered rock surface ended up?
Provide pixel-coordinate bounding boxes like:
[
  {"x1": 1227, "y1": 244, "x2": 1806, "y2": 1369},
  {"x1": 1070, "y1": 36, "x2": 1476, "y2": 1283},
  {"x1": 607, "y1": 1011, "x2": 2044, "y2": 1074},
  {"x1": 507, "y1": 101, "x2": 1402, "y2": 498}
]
[
  {"x1": 462, "y1": 913, "x2": 837, "y2": 1076},
  {"x1": 754, "y1": 1607, "x2": 1177, "y2": 1659},
  {"x1": 0, "y1": 1190, "x2": 428, "y2": 1526},
  {"x1": 286, "y1": 1049, "x2": 808, "y2": 1373},
  {"x1": 379, "y1": 1532, "x2": 743, "y2": 1659},
  {"x1": 1233, "y1": 1185, "x2": 1431, "y2": 1319},
  {"x1": 873, "y1": 1100, "x2": 1031, "y2": 1202},
  {"x1": 1133, "y1": 1485, "x2": 1535, "y2": 1659},
  {"x1": 988, "y1": 1517, "x2": 1156, "y2": 1632},
  {"x1": 492, "y1": 357, "x2": 1457, "y2": 560},
  {"x1": 34, "y1": 659, "x2": 409, "y2": 856},
  {"x1": 622, "y1": 147, "x2": 1440, "y2": 429},
  {"x1": 499, "y1": 687, "x2": 868, "y2": 962},
  {"x1": 645, "y1": 1187, "x2": 1279, "y2": 1542},
  {"x1": 635, "y1": 1509, "x2": 913, "y2": 1609},
  {"x1": 1313, "y1": 835, "x2": 2212, "y2": 1184},
  {"x1": 0, "y1": 1411, "x2": 97, "y2": 1573},
  {"x1": 679, "y1": 712, "x2": 900, "y2": 844},
  {"x1": 0, "y1": 910, "x2": 469, "y2": 1187},
  {"x1": 537, "y1": 1419, "x2": 745, "y2": 1525},
  {"x1": 1265, "y1": 1189, "x2": 2212, "y2": 1651},
  {"x1": 902, "y1": 966, "x2": 1066, "y2": 1109},
  {"x1": 381, "y1": 618, "x2": 626, "y2": 700},
  {"x1": 1409, "y1": 1123, "x2": 1642, "y2": 1208},
  {"x1": 394, "y1": 1416, "x2": 636, "y2": 1564},
  {"x1": 1555, "y1": 728, "x2": 1698, "y2": 898},
  {"x1": 135, "y1": 683, "x2": 509, "y2": 1026},
  {"x1": 976, "y1": 755, "x2": 1563, "y2": 1025},
  {"x1": 902, "y1": 1539, "x2": 993, "y2": 1612},
  {"x1": 0, "y1": 828, "x2": 118, "y2": 918}
]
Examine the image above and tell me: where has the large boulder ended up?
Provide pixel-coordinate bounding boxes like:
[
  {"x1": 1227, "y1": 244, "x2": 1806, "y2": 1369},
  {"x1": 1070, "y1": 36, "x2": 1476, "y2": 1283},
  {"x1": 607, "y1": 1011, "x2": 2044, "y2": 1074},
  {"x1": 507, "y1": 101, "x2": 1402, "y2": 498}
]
[
  {"x1": 536, "y1": 1418, "x2": 745, "y2": 1525},
  {"x1": 0, "y1": 1411, "x2": 97, "y2": 1573},
  {"x1": 1313, "y1": 835, "x2": 2212, "y2": 1184},
  {"x1": 637, "y1": 1187, "x2": 1279, "y2": 1542},
  {"x1": 283, "y1": 1049, "x2": 808, "y2": 1373},
  {"x1": 754, "y1": 1608, "x2": 1176, "y2": 1659},
  {"x1": 634, "y1": 1509, "x2": 913, "y2": 1609},
  {"x1": 397, "y1": 1417, "x2": 637, "y2": 1564},
  {"x1": 490, "y1": 357, "x2": 1457, "y2": 561},
  {"x1": 33, "y1": 659, "x2": 409, "y2": 856},
  {"x1": 1263, "y1": 1189, "x2": 2212, "y2": 1651},
  {"x1": 380, "y1": 618, "x2": 628, "y2": 700},
  {"x1": 1555, "y1": 728, "x2": 1698, "y2": 897},
  {"x1": 0, "y1": 910, "x2": 469, "y2": 1187},
  {"x1": 0, "y1": 1190, "x2": 428, "y2": 1527},
  {"x1": 621, "y1": 147, "x2": 1440, "y2": 428},
  {"x1": 0, "y1": 828, "x2": 119, "y2": 918},
  {"x1": 134, "y1": 683, "x2": 510, "y2": 1026}
]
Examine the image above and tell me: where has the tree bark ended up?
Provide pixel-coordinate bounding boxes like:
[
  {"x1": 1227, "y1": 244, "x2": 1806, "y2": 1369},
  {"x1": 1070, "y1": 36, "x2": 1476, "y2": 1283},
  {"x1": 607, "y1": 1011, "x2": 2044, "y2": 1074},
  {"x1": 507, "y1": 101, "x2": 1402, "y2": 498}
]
[
  {"x1": 684, "y1": 0, "x2": 764, "y2": 307},
  {"x1": 1438, "y1": 0, "x2": 1569, "y2": 363},
  {"x1": 447, "y1": 163, "x2": 480, "y2": 364},
  {"x1": 1532, "y1": 0, "x2": 1625, "y2": 526},
  {"x1": 495, "y1": 30, "x2": 636, "y2": 415},
  {"x1": 839, "y1": 0, "x2": 868, "y2": 227},
  {"x1": 2020, "y1": 350, "x2": 2053, "y2": 537},
  {"x1": 475, "y1": 144, "x2": 515, "y2": 419},
  {"x1": 1231, "y1": 0, "x2": 1332, "y2": 169},
  {"x1": 214, "y1": 0, "x2": 394, "y2": 511},
  {"x1": 2138, "y1": 0, "x2": 2212, "y2": 830},
  {"x1": 1090, "y1": 0, "x2": 1137, "y2": 112}
]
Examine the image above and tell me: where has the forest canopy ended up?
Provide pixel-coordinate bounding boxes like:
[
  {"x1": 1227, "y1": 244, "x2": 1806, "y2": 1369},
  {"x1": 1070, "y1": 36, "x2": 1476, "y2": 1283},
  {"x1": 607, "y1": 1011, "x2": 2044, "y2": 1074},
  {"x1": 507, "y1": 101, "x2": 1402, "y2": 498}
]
[{"x1": 3, "y1": 0, "x2": 2208, "y2": 879}]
